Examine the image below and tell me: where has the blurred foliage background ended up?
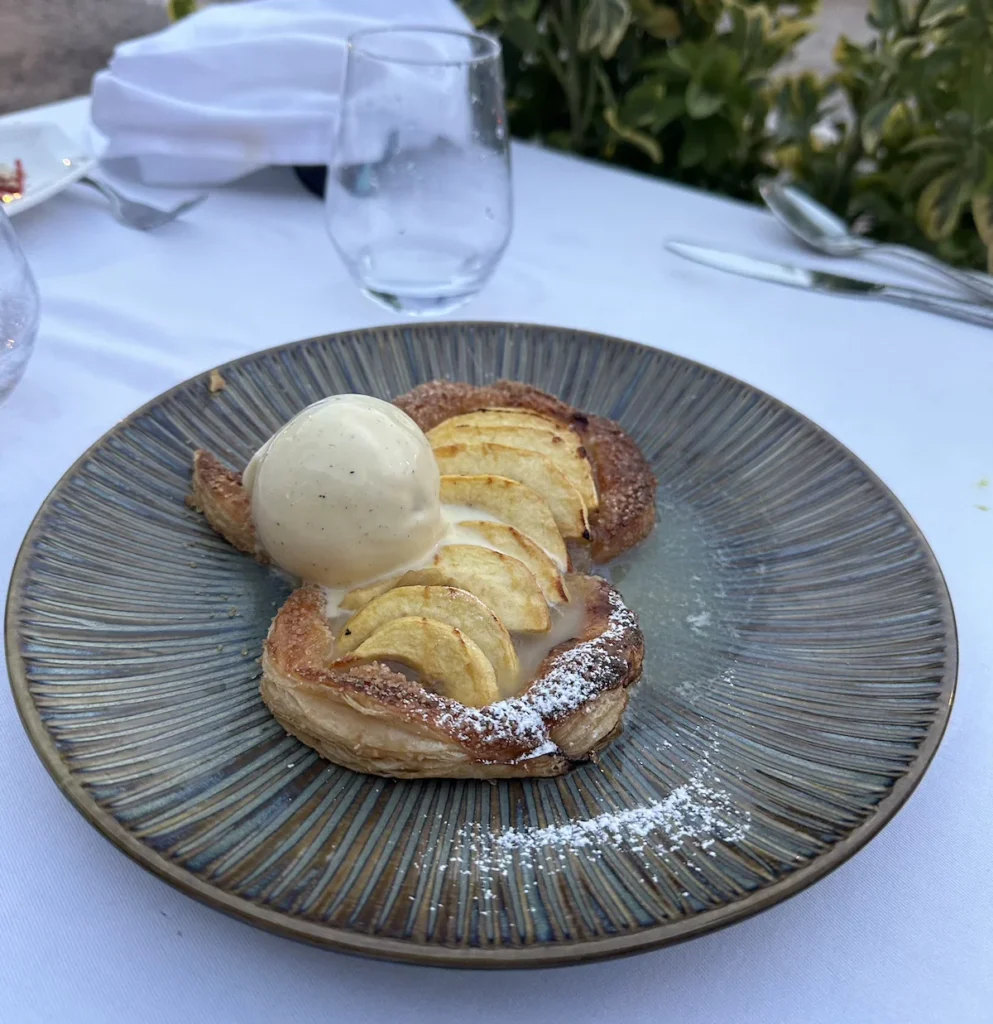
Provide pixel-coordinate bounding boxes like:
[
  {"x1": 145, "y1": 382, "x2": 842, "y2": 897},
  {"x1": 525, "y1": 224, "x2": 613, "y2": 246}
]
[{"x1": 461, "y1": 0, "x2": 993, "y2": 270}]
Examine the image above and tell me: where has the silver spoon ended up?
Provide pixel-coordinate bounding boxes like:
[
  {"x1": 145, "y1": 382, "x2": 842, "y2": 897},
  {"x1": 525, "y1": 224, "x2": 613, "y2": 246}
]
[
  {"x1": 760, "y1": 180, "x2": 993, "y2": 304},
  {"x1": 80, "y1": 176, "x2": 206, "y2": 231}
]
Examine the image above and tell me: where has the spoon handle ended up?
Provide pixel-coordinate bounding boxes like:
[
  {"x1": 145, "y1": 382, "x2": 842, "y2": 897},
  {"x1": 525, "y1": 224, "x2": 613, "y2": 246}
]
[
  {"x1": 878, "y1": 285, "x2": 993, "y2": 329},
  {"x1": 873, "y1": 242, "x2": 993, "y2": 305}
]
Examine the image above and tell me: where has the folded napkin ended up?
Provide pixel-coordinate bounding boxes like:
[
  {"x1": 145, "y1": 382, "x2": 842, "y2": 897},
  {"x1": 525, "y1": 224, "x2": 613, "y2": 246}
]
[{"x1": 91, "y1": 0, "x2": 471, "y2": 187}]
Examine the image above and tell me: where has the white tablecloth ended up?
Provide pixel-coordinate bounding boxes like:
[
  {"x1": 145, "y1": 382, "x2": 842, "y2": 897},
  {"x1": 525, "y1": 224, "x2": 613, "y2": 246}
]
[{"x1": 1, "y1": 98, "x2": 990, "y2": 1024}]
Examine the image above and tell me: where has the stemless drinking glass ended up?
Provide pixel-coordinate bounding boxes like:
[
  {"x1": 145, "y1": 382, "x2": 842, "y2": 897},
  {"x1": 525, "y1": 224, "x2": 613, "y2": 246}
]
[
  {"x1": 326, "y1": 27, "x2": 512, "y2": 315},
  {"x1": 0, "y1": 210, "x2": 40, "y2": 403}
]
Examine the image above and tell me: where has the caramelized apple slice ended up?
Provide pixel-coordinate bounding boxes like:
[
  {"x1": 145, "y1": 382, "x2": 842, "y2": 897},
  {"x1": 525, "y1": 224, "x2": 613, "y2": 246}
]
[
  {"x1": 340, "y1": 567, "x2": 458, "y2": 612},
  {"x1": 436, "y1": 408, "x2": 574, "y2": 434},
  {"x1": 433, "y1": 443, "x2": 590, "y2": 541},
  {"x1": 439, "y1": 474, "x2": 567, "y2": 568},
  {"x1": 434, "y1": 544, "x2": 550, "y2": 633},
  {"x1": 430, "y1": 424, "x2": 597, "y2": 509},
  {"x1": 339, "y1": 616, "x2": 499, "y2": 708},
  {"x1": 457, "y1": 521, "x2": 568, "y2": 605},
  {"x1": 337, "y1": 585, "x2": 519, "y2": 689}
]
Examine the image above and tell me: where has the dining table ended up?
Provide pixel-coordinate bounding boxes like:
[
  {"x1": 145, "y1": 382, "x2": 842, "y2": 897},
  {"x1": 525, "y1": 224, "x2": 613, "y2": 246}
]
[{"x1": 1, "y1": 95, "x2": 990, "y2": 1024}]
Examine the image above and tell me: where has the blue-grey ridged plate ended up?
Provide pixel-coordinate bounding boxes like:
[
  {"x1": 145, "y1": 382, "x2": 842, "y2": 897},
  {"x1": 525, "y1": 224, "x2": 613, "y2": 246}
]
[{"x1": 6, "y1": 323, "x2": 956, "y2": 966}]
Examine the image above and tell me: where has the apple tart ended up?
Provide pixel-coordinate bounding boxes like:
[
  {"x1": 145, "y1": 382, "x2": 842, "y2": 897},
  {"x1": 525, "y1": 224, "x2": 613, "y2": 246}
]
[{"x1": 189, "y1": 381, "x2": 656, "y2": 778}]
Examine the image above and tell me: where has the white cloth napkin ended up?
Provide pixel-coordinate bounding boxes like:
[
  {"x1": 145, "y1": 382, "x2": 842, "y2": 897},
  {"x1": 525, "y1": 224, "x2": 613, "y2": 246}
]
[{"x1": 90, "y1": 0, "x2": 471, "y2": 187}]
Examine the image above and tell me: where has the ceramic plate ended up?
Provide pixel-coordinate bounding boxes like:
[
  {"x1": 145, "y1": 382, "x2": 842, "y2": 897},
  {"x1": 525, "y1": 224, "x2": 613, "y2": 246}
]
[
  {"x1": 6, "y1": 323, "x2": 955, "y2": 967},
  {"x1": 1, "y1": 122, "x2": 93, "y2": 215}
]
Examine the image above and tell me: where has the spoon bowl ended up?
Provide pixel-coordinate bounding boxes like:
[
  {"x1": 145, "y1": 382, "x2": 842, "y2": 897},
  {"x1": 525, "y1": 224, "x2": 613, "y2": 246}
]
[
  {"x1": 760, "y1": 180, "x2": 993, "y2": 303},
  {"x1": 760, "y1": 181, "x2": 867, "y2": 256}
]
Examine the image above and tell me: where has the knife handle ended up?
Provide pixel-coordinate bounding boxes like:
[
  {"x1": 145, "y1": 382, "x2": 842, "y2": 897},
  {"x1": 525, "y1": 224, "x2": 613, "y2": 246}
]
[{"x1": 879, "y1": 286, "x2": 993, "y2": 330}]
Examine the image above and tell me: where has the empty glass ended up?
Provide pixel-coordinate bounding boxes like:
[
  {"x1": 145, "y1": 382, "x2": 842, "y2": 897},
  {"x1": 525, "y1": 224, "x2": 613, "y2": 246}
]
[
  {"x1": 0, "y1": 211, "x2": 39, "y2": 403},
  {"x1": 326, "y1": 27, "x2": 512, "y2": 315}
]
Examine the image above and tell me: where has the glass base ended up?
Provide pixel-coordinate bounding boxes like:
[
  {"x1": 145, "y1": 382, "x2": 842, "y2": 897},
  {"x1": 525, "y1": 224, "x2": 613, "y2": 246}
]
[
  {"x1": 362, "y1": 287, "x2": 477, "y2": 316},
  {"x1": 340, "y1": 238, "x2": 497, "y2": 317}
]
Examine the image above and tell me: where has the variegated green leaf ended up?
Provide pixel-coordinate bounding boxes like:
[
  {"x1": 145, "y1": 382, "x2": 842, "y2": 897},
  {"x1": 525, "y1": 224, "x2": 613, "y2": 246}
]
[
  {"x1": 603, "y1": 107, "x2": 663, "y2": 162},
  {"x1": 631, "y1": 0, "x2": 681, "y2": 40},
  {"x1": 861, "y1": 99, "x2": 901, "y2": 152},
  {"x1": 679, "y1": 123, "x2": 710, "y2": 168},
  {"x1": 579, "y1": 0, "x2": 632, "y2": 59},
  {"x1": 903, "y1": 153, "x2": 959, "y2": 195},
  {"x1": 832, "y1": 34, "x2": 863, "y2": 68},
  {"x1": 686, "y1": 80, "x2": 725, "y2": 119},
  {"x1": 974, "y1": 194, "x2": 993, "y2": 245},
  {"x1": 904, "y1": 134, "x2": 962, "y2": 156},
  {"x1": 868, "y1": 0, "x2": 904, "y2": 32},
  {"x1": 621, "y1": 78, "x2": 668, "y2": 126},
  {"x1": 459, "y1": 0, "x2": 499, "y2": 27},
  {"x1": 917, "y1": 170, "x2": 971, "y2": 240},
  {"x1": 920, "y1": 0, "x2": 967, "y2": 29},
  {"x1": 881, "y1": 101, "x2": 914, "y2": 148},
  {"x1": 770, "y1": 20, "x2": 812, "y2": 50}
]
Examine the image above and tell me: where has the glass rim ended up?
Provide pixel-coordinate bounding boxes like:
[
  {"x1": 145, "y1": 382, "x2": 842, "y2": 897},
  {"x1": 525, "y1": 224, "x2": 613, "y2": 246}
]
[{"x1": 346, "y1": 26, "x2": 501, "y2": 68}]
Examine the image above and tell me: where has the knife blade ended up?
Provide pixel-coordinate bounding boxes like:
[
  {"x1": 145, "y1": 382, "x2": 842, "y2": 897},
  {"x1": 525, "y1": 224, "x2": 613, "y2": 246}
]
[{"x1": 666, "y1": 241, "x2": 993, "y2": 330}]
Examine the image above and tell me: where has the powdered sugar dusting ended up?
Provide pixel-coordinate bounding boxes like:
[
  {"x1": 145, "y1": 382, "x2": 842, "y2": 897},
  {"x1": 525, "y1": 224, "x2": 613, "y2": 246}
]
[
  {"x1": 484, "y1": 776, "x2": 747, "y2": 867},
  {"x1": 686, "y1": 610, "x2": 712, "y2": 634},
  {"x1": 432, "y1": 586, "x2": 638, "y2": 755},
  {"x1": 407, "y1": 744, "x2": 751, "y2": 915}
]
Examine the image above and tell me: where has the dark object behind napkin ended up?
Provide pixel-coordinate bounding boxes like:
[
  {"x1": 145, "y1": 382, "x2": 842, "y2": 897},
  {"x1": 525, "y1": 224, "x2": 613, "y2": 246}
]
[{"x1": 294, "y1": 165, "x2": 327, "y2": 198}]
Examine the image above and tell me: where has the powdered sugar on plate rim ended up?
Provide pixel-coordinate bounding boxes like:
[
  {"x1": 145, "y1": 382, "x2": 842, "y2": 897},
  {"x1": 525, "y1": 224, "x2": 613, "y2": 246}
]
[{"x1": 406, "y1": 739, "x2": 752, "y2": 915}]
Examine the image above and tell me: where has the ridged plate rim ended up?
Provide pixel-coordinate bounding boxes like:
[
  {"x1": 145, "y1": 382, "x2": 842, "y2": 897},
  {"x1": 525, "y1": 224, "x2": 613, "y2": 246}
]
[{"x1": 5, "y1": 323, "x2": 957, "y2": 967}]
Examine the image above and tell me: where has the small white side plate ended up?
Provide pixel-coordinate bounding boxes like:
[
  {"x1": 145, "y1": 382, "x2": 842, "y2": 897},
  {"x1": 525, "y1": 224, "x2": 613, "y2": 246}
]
[{"x1": 1, "y1": 122, "x2": 94, "y2": 215}]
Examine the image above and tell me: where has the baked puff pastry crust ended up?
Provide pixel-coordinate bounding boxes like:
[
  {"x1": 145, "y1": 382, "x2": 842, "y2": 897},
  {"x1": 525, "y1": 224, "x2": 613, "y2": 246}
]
[{"x1": 188, "y1": 382, "x2": 654, "y2": 778}]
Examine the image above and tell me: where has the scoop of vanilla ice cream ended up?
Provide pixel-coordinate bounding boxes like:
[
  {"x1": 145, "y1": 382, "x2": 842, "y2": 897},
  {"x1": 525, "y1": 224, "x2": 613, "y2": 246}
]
[{"x1": 243, "y1": 394, "x2": 444, "y2": 587}]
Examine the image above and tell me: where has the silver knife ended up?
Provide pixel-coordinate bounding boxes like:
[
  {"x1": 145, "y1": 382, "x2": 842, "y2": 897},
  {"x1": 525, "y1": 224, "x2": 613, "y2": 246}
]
[{"x1": 667, "y1": 241, "x2": 993, "y2": 330}]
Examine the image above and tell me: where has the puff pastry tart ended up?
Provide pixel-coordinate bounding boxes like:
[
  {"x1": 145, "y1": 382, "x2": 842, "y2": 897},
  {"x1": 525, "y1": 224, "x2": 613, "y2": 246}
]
[{"x1": 189, "y1": 381, "x2": 656, "y2": 778}]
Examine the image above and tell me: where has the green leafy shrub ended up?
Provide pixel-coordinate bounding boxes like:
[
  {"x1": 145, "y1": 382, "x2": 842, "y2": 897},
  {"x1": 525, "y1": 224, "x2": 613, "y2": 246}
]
[
  {"x1": 772, "y1": 0, "x2": 993, "y2": 271},
  {"x1": 464, "y1": 0, "x2": 816, "y2": 200},
  {"x1": 464, "y1": 0, "x2": 993, "y2": 270}
]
